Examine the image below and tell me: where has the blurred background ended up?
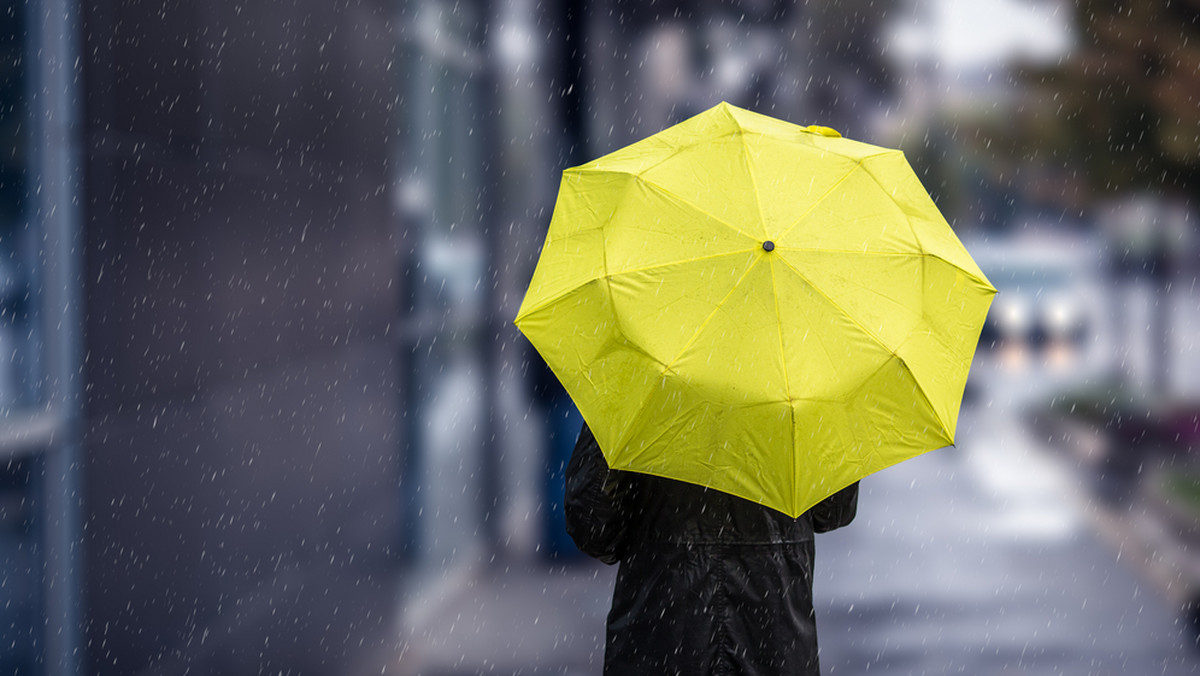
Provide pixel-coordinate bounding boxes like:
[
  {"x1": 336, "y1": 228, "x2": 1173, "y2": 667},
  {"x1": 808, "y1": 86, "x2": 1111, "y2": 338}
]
[{"x1": 2, "y1": 0, "x2": 1200, "y2": 673}]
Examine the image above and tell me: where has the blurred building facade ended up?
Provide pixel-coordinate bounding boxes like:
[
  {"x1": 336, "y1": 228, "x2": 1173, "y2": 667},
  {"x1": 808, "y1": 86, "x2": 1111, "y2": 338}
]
[
  {"x1": 79, "y1": 0, "x2": 407, "y2": 672},
  {"x1": 2, "y1": 0, "x2": 84, "y2": 673},
  {"x1": 6, "y1": 0, "x2": 408, "y2": 672},
  {"x1": 2, "y1": 0, "x2": 577, "y2": 672}
]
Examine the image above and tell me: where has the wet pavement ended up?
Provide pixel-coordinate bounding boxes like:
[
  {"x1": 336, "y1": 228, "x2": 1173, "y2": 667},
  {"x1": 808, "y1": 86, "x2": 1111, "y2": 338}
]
[
  {"x1": 373, "y1": 404, "x2": 1200, "y2": 675},
  {"x1": 815, "y1": 406, "x2": 1200, "y2": 675},
  {"x1": 375, "y1": 558, "x2": 614, "y2": 676}
]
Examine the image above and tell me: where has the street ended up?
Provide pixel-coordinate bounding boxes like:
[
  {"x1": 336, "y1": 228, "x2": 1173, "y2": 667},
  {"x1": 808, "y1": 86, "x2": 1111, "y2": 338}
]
[
  {"x1": 815, "y1": 404, "x2": 1200, "y2": 675},
  {"x1": 382, "y1": 402, "x2": 1200, "y2": 675}
]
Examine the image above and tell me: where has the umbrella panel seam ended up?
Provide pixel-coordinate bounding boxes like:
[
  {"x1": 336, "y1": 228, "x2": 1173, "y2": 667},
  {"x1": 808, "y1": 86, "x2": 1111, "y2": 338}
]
[
  {"x1": 517, "y1": 248, "x2": 971, "y2": 322},
  {"x1": 569, "y1": 167, "x2": 762, "y2": 251},
  {"x1": 604, "y1": 248, "x2": 759, "y2": 280},
  {"x1": 775, "y1": 160, "x2": 869, "y2": 244},
  {"x1": 772, "y1": 252, "x2": 956, "y2": 439},
  {"x1": 898, "y1": 360, "x2": 957, "y2": 446},
  {"x1": 661, "y1": 254, "x2": 765, "y2": 376},
  {"x1": 856, "y1": 154, "x2": 997, "y2": 288},
  {"x1": 774, "y1": 254, "x2": 906, "y2": 359},
  {"x1": 860, "y1": 155, "x2": 928, "y2": 266},
  {"x1": 736, "y1": 128, "x2": 770, "y2": 240},
  {"x1": 831, "y1": 354, "x2": 945, "y2": 473},
  {"x1": 573, "y1": 130, "x2": 741, "y2": 183},
  {"x1": 767, "y1": 255, "x2": 799, "y2": 513},
  {"x1": 515, "y1": 250, "x2": 760, "y2": 325},
  {"x1": 726, "y1": 106, "x2": 896, "y2": 164},
  {"x1": 609, "y1": 253, "x2": 767, "y2": 454}
]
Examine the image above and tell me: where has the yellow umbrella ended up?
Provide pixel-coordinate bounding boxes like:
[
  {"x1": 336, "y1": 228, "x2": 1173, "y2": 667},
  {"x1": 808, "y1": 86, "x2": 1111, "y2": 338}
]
[{"x1": 515, "y1": 102, "x2": 996, "y2": 518}]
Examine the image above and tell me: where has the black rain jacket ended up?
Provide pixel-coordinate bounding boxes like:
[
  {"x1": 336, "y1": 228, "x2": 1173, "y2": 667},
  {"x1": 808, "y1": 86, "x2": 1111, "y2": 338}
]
[{"x1": 565, "y1": 424, "x2": 858, "y2": 676}]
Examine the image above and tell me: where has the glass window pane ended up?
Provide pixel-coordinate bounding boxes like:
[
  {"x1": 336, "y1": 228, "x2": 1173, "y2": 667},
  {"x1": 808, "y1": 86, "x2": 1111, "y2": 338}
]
[
  {"x1": 1, "y1": 2, "x2": 51, "y2": 672},
  {"x1": 0, "y1": 456, "x2": 40, "y2": 673},
  {"x1": 397, "y1": 0, "x2": 493, "y2": 567},
  {"x1": 0, "y1": 0, "x2": 41, "y2": 414}
]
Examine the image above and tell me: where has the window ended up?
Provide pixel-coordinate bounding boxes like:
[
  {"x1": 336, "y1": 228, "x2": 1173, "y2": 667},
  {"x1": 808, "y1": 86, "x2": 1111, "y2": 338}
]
[
  {"x1": 0, "y1": 0, "x2": 83, "y2": 672},
  {"x1": 395, "y1": 0, "x2": 493, "y2": 566}
]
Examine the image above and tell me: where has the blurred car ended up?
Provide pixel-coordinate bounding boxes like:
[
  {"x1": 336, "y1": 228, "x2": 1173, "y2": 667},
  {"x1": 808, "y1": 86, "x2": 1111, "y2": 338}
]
[{"x1": 964, "y1": 231, "x2": 1115, "y2": 403}]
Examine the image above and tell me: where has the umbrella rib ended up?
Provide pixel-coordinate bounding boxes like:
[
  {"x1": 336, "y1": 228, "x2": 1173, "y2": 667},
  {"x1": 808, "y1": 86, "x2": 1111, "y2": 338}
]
[
  {"x1": 575, "y1": 137, "x2": 734, "y2": 189},
  {"x1": 784, "y1": 251, "x2": 993, "y2": 313},
  {"x1": 768, "y1": 260, "x2": 794, "y2": 398},
  {"x1": 889, "y1": 348, "x2": 956, "y2": 446},
  {"x1": 610, "y1": 417, "x2": 690, "y2": 479},
  {"x1": 623, "y1": 130, "x2": 740, "y2": 178},
  {"x1": 779, "y1": 248, "x2": 920, "y2": 257},
  {"x1": 515, "y1": 278, "x2": 592, "y2": 323},
  {"x1": 613, "y1": 251, "x2": 767, "y2": 453},
  {"x1": 605, "y1": 248, "x2": 759, "y2": 279},
  {"x1": 775, "y1": 248, "x2": 996, "y2": 294},
  {"x1": 857, "y1": 154, "x2": 924, "y2": 249},
  {"x1": 518, "y1": 248, "x2": 760, "y2": 323},
  {"x1": 767, "y1": 256, "x2": 798, "y2": 507},
  {"x1": 777, "y1": 253, "x2": 960, "y2": 442},
  {"x1": 775, "y1": 160, "x2": 867, "y2": 243},
  {"x1": 774, "y1": 254, "x2": 899, "y2": 359},
  {"x1": 634, "y1": 174, "x2": 760, "y2": 243},
  {"x1": 801, "y1": 348, "x2": 952, "y2": 476},
  {"x1": 907, "y1": 335, "x2": 960, "y2": 444},
  {"x1": 574, "y1": 166, "x2": 760, "y2": 244},
  {"x1": 857, "y1": 154, "x2": 997, "y2": 287},
  {"x1": 737, "y1": 129, "x2": 770, "y2": 239},
  {"x1": 663, "y1": 255, "x2": 764, "y2": 374}
]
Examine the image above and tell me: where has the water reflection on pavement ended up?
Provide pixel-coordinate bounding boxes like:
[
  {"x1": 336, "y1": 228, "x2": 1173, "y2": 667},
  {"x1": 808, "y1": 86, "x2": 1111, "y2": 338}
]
[{"x1": 814, "y1": 405, "x2": 1200, "y2": 675}]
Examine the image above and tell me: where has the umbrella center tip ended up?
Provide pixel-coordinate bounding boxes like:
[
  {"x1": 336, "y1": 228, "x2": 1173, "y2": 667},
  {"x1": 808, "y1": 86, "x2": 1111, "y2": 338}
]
[{"x1": 762, "y1": 240, "x2": 775, "y2": 252}]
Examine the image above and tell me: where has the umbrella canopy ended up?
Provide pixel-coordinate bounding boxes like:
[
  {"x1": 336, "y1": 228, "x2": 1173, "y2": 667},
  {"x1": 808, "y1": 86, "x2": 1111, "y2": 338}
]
[{"x1": 515, "y1": 102, "x2": 996, "y2": 518}]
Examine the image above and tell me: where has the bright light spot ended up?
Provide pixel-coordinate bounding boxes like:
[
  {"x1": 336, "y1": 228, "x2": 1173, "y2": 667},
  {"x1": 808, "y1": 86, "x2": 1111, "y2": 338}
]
[{"x1": 890, "y1": 0, "x2": 1074, "y2": 69}]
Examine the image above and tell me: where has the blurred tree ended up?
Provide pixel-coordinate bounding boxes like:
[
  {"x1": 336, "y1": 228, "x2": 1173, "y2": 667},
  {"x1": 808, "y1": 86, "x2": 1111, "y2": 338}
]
[
  {"x1": 1014, "y1": 0, "x2": 1200, "y2": 400},
  {"x1": 1017, "y1": 0, "x2": 1200, "y2": 196}
]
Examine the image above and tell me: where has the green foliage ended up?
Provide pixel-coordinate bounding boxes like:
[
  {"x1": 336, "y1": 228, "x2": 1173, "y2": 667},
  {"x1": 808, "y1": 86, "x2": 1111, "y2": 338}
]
[{"x1": 1014, "y1": 0, "x2": 1200, "y2": 196}]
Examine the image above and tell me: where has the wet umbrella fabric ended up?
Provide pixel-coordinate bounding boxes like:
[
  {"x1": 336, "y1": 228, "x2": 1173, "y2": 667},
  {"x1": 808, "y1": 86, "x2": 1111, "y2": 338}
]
[{"x1": 515, "y1": 102, "x2": 996, "y2": 518}]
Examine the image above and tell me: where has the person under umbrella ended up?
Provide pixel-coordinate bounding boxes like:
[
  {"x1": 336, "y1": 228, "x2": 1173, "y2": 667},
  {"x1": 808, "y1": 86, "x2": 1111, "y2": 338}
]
[
  {"x1": 567, "y1": 422, "x2": 858, "y2": 674},
  {"x1": 516, "y1": 103, "x2": 994, "y2": 675}
]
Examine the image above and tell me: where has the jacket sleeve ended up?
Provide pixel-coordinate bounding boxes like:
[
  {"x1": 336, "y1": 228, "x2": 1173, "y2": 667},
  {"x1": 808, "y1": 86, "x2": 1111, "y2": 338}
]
[
  {"x1": 810, "y1": 481, "x2": 859, "y2": 533},
  {"x1": 564, "y1": 424, "x2": 633, "y2": 564}
]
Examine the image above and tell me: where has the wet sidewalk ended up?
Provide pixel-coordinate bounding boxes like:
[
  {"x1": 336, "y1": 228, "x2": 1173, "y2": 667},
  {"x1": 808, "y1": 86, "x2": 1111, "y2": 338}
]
[
  {"x1": 363, "y1": 558, "x2": 616, "y2": 676},
  {"x1": 363, "y1": 406, "x2": 1200, "y2": 675},
  {"x1": 814, "y1": 407, "x2": 1200, "y2": 675}
]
